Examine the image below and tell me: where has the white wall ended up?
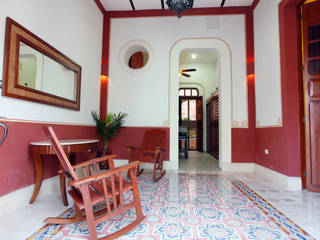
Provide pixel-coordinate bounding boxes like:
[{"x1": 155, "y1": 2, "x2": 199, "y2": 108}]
[
  {"x1": 108, "y1": 15, "x2": 247, "y2": 127},
  {"x1": 0, "y1": 0, "x2": 103, "y2": 124},
  {"x1": 254, "y1": 0, "x2": 283, "y2": 127}
]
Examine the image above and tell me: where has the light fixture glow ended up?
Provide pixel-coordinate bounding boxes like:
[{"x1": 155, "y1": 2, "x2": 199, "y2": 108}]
[
  {"x1": 191, "y1": 54, "x2": 197, "y2": 59},
  {"x1": 100, "y1": 75, "x2": 108, "y2": 82}
]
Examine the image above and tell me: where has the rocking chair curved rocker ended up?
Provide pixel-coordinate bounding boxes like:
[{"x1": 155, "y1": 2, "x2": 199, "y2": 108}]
[
  {"x1": 44, "y1": 127, "x2": 145, "y2": 240},
  {"x1": 127, "y1": 129, "x2": 166, "y2": 182}
]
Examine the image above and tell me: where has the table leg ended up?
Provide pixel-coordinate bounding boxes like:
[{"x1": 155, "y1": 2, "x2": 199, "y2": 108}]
[{"x1": 29, "y1": 148, "x2": 43, "y2": 204}]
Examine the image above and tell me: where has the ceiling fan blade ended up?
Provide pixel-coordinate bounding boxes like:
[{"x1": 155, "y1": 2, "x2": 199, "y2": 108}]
[
  {"x1": 181, "y1": 68, "x2": 196, "y2": 72},
  {"x1": 181, "y1": 73, "x2": 191, "y2": 77}
]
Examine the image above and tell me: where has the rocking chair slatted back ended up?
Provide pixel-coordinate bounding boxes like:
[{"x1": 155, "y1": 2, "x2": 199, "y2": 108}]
[
  {"x1": 45, "y1": 127, "x2": 145, "y2": 240},
  {"x1": 141, "y1": 129, "x2": 166, "y2": 152},
  {"x1": 127, "y1": 129, "x2": 166, "y2": 182},
  {"x1": 48, "y1": 127, "x2": 78, "y2": 181}
]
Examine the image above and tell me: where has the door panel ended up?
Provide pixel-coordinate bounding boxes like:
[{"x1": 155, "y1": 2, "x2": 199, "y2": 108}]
[
  {"x1": 206, "y1": 94, "x2": 219, "y2": 158},
  {"x1": 196, "y1": 97, "x2": 203, "y2": 152},
  {"x1": 310, "y1": 102, "x2": 320, "y2": 186},
  {"x1": 303, "y1": 1, "x2": 320, "y2": 192},
  {"x1": 309, "y1": 80, "x2": 320, "y2": 97}
]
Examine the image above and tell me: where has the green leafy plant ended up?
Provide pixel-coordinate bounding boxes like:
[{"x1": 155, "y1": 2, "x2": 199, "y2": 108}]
[{"x1": 91, "y1": 111, "x2": 128, "y2": 150}]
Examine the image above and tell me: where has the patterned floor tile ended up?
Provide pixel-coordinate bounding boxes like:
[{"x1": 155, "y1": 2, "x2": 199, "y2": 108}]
[{"x1": 27, "y1": 174, "x2": 314, "y2": 240}]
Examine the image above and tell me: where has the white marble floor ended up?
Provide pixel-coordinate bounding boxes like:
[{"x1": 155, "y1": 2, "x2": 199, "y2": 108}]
[
  {"x1": 179, "y1": 151, "x2": 320, "y2": 239},
  {"x1": 234, "y1": 172, "x2": 320, "y2": 240},
  {"x1": 179, "y1": 151, "x2": 220, "y2": 173},
  {"x1": 0, "y1": 152, "x2": 319, "y2": 239}
]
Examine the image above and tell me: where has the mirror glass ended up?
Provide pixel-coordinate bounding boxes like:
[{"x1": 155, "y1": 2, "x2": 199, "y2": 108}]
[{"x1": 18, "y1": 42, "x2": 77, "y2": 101}]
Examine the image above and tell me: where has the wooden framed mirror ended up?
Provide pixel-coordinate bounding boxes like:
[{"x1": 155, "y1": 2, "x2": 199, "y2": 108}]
[{"x1": 2, "y1": 17, "x2": 81, "y2": 110}]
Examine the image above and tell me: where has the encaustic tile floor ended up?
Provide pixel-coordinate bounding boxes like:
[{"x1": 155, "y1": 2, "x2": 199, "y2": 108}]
[{"x1": 1, "y1": 152, "x2": 319, "y2": 239}]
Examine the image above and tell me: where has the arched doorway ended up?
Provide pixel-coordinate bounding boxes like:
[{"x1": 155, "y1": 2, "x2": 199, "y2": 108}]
[{"x1": 168, "y1": 38, "x2": 232, "y2": 171}]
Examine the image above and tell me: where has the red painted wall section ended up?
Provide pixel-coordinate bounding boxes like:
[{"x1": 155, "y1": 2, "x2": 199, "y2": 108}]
[
  {"x1": 99, "y1": 14, "x2": 110, "y2": 118},
  {"x1": 0, "y1": 120, "x2": 97, "y2": 197},
  {"x1": 232, "y1": 10, "x2": 256, "y2": 163},
  {"x1": 108, "y1": 127, "x2": 170, "y2": 161},
  {"x1": 255, "y1": 128, "x2": 292, "y2": 174},
  {"x1": 232, "y1": 129, "x2": 255, "y2": 162},
  {"x1": 254, "y1": 0, "x2": 302, "y2": 177}
]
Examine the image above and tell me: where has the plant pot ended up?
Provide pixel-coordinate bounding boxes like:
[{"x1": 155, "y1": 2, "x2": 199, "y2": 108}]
[{"x1": 97, "y1": 148, "x2": 112, "y2": 169}]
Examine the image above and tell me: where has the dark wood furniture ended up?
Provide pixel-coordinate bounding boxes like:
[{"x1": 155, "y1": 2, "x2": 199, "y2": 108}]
[
  {"x1": 29, "y1": 139, "x2": 98, "y2": 206},
  {"x1": 127, "y1": 129, "x2": 166, "y2": 182},
  {"x1": 206, "y1": 92, "x2": 219, "y2": 159},
  {"x1": 179, "y1": 127, "x2": 188, "y2": 159},
  {"x1": 45, "y1": 127, "x2": 145, "y2": 240}
]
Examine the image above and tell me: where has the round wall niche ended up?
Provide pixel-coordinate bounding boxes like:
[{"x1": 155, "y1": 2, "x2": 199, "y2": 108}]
[
  {"x1": 119, "y1": 40, "x2": 154, "y2": 73},
  {"x1": 128, "y1": 51, "x2": 149, "y2": 69}
]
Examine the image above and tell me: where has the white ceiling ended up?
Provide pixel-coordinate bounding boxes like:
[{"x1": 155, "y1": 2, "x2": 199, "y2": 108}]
[
  {"x1": 100, "y1": 0, "x2": 255, "y2": 11},
  {"x1": 180, "y1": 49, "x2": 218, "y2": 65}
]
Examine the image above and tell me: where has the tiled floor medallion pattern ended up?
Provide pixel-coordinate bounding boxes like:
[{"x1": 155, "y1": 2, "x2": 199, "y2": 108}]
[{"x1": 28, "y1": 174, "x2": 314, "y2": 240}]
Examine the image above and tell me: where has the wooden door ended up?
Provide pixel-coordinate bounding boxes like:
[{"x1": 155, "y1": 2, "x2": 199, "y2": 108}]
[
  {"x1": 303, "y1": 1, "x2": 320, "y2": 192},
  {"x1": 196, "y1": 97, "x2": 203, "y2": 152},
  {"x1": 179, "y1": 96, "x2": 203, "y2": 151},
  {"x1": 206, "y1": 93, "x2": 219, "y2": 158}
]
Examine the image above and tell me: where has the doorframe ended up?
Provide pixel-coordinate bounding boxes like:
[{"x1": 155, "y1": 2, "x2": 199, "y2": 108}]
[
  {"x1": 168, "y1": 38, "x2": 232, "y2": 170},
  {"x1": 278, "y1": 0, "x2": 306, "y2": 187}
]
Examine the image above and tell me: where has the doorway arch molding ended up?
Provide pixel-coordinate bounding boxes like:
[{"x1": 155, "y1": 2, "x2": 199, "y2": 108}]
[{"x1": 168, "y1": 38, "x2": 232, "y2": 170}]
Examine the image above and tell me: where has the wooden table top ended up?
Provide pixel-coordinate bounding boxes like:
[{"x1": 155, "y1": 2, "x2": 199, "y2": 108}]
[{"x1": 30, "y1": 139, "x2": 99, "y2": 146}]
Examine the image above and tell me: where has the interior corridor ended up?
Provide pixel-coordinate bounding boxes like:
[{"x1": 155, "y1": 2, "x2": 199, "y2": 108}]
[{"x1": 179, "y1": 151, "x2": 220, "y2": 173}]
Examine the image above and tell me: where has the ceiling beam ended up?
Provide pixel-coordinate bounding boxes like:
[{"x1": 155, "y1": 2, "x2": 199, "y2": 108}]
[
  {"x1": 221, "y1": 0, "x2": 226, "y2": 7},
  {"x1": 161, "y1": 0, "x2": 165, "y2": 9},
  {"x1": 93, "y1": 0, "x2": 106, "y2": 14},
  {"x1": 129, "y1": 0, "x2": 136, "y2": 10},
  {"x1": 107, "y1": 6, "x2": 251, "y2": 18},
  {"x1": 251, "y1": 0, "x2": 261, "y2": 10}
]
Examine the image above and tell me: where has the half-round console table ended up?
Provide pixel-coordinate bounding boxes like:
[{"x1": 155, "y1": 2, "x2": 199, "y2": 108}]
[{"x1": 29, "y1": 139, "x2": 98, "y2": 206}]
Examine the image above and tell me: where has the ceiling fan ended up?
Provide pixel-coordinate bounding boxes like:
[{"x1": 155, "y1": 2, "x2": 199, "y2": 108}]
[{"x1": 179, "y1": 68, "x2": 196, "y2": 78}]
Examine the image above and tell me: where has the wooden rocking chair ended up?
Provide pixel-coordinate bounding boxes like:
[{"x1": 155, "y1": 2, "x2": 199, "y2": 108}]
[
  {"x1": 127, "y1": 129, "x2": 166, "y2": 182},
  {"x1": 44, "y1": 127, "x2": 145, "y2": 240}
]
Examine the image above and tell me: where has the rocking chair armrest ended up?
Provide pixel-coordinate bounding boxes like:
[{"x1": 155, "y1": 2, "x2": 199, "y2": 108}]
[
  {"x1": 71, "y1": 154, "x2": 116, "y2": 170},
  {"x1": 126, "y1": 146, "x2": 141, "y2": 151},
  {"x1": 69, "y1": 161, "x2": 140, "y2": 187},
  {"x1": 155, "y1": 147, "x2": 166, "y2": 152}
]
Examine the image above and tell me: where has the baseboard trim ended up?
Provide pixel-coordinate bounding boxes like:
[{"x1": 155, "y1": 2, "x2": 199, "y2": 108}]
[
  {"x1": 255, "y1": 164, "x2": 302, "y2": 191},
  {"x1": 0, "y1": 176, "x2": 60, "y2": 216},
  {"x1": 229, "y1": 163, "x2": 256, "y2": 172},
  {"x1": 224, "y1": 163, "x2": 301, "y2": 191}
]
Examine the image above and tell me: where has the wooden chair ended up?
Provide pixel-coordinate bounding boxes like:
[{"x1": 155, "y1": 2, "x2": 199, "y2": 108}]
[
  {"x1": 127, "y1": 129, "x2": 166, "y2": 182},
  {"x1": 45, "y1": 127, "x2": 145, "y2": 240}
]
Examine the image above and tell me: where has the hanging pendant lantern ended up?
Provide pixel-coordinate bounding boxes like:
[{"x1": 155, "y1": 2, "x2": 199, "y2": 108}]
[{"x1": 166, "y1": 0, "x2": 194, "y2": 18}]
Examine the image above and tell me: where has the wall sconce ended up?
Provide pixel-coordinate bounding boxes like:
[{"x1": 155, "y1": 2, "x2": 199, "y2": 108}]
[
  {"x1": 166, "y1": 0, "x2": 194, "y2": 18},
  {"x1": 100, "y1": 75, "x2": 108, "y2": 82}
]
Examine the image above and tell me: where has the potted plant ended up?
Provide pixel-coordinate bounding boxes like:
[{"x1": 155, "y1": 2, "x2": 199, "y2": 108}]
[{"x1": 91, "y1": 111, "x2": 127, "y2": 167}]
